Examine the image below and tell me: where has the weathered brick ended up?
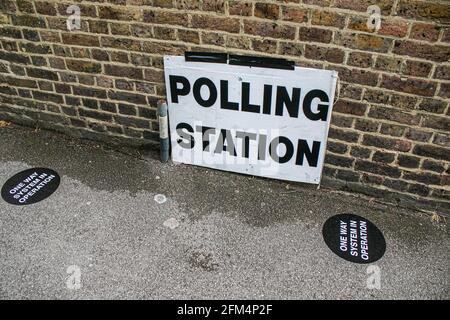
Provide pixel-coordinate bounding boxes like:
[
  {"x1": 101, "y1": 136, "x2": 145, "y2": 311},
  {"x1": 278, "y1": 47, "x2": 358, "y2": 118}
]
[
  {"x1": 369, "y1": 106, "x2": 420, "y2": 125},
  {"x1": 108, "y1": 90, "x2": 147, "y2": 105},
  {"x1": 20, "y1": 43, "x2": 51, "y2": 54},
  {"x1": 0, "y1": 27, "x2": 22, "y2": 39},
  {"x1": 62, "y1": 33, "x2": 100, "y2": 47},
  {"x1": 98, "y1": 6, "x2": 141, "y2": 21},
  {"x1": 406, "y1": 128, "x2": 432, "y2": 142},
  {"x1": 325, "y1": 154, "x2": 354, "y2": 168},
  {"x1": 413, "y1": 144, "x2": 450, "y2": 162},
  {"x1": 72, "y1": 86, "x2": 107, "y2": 99},
  {"x1": 110, "y1": 23, "x2": 131, "y2": 36},
  {"x1": 393, "y1": 40, "x2": 450, "y2": 62},
  {"x1": 244, "y1": 21, "x2": 295, "y2": 39},
  {"x1": 252, "y1": 39, "x2": 277, "y2": 53},
  {"x1": 12, "y1": 15, "x2": 45, "y2": 28},
  {"x1": 23, "y1": 29, "x2": 40, "y2": 41},
  {"x1": 0, "y1": 51, "x2": 30, "y2": 65},
  {"x1": 433, "y1": 133, "x2": 450, "y2": 148},
  {"x1": 143, "y1": 69, "x2": 164, "y2": 83},
  {"x1": 17, "y1": 0, "x2": 34, "y2": 13},
  {"x1": 201, "y1": 32, "x2": 226, "y2": 46},
  {"x1": 410, "y1": 23, "x2": 440, "y2": 42},
  {"x1": 355, "y1": 119, "x2": 378, "y2": 132},
  {"x1": 104, "y1": 64, "x2": 143, "y2": 80},
  {"x1": 312, "y1": 10, "x2": 345, "y2": 28},
  {"x1": 97, "y1": 101, "x2": 116, "y2": 114},
  {"x1": 89, "y1": 21, "x2": 109, "y2": 34},
  {"x1": 381, "y1": 75, "x2": 437, "y2": 97},
  {"x1": 363, "y1": 89, "x2": 390, "y2": 104},
  {"x1": 355, "y1": 160, "x2": 401, "y2": 178},
  {"x1": 281, "y1": 6, "x2": 308, "y2": 23},
  {"x1": 229, "y1": 1, "x2": 252, "y2": 16},
  {"x1": 334, "y1": 0, "x2": 393, "y2": 15},
  {"x1": 348, "y1": 16, "x2": 408, "y2": 38},
  {"x1": 26, "y1": 67, "x2": 58, "y2": 80},
  {"x1": 329, "y1": 127, "x2": 359, "y2": 143},
  {"x1": 340, "y1": 84, "x2": 363, "y2": 100},
  {"x1": 255, "y1": 3, "x2": 279, "y2": 20},
  {"x1": 382, "y1": 178, "x2": 408, "y2": 192},
  {"x1": 35, "y1": 1, "x2": 57, "y2": 16},
  {"x1": 434, "y1": 66, "x2": 450, "y2": 80},
  {"x1": 403, "y1": 171, "x2": 441, "y2": 185},
  {"x1": 101, "y1": 37, "x2": 141, "y2": 52},
  {"x1": 72, "y1": 48, "x2": 91, "y2": 61},
  {"x1": 66, "y1": 60, "x2": 102, "y2": 74},
  {"x1": 422, "y1": 160, "x2": 445, "y2": 173},
  {"x1": 362, "y1": 135, "x2": 412, "y2": 152},
  {"x1": 398, "y1": 154, "x2": 420, "y2": 168},
  {"x1": 438, "y1": 83, "x2": 450, "y2": 99},
  {"x1": 227, "y1": 35, "x2": 252, "y2": 50},
  {"x1": 56, "y1": 3, "x2": 97, "y2": 18},
  {"x1": 407, "y1": 183, "x2": 430, "y2": 197},
  {"x1": 418, "y1": 98, "x2": 446, "y2": 114},
  {"x1": 396, "y1": 0, "x2": 450, "y2": 24},
  {"x1": 110, "y1": 51, "x2": 129, "y2": 64},
  {"x1": 421, "y1": 115, "x2": 450, "y2": 131},
  {"x1": 142, "y1": 41, "x2": 187, "y2": 55},
  {"x1": 92, "y1": 49, "x2": 109, "y2": 62},
  {"x1": 380, "y1": 123, "x2": 405, "y2": 137},
  {"x1": 178, "y1": 29, "x2": 200, "y2": 44},
  {"x1": 336, "y1": 33, "x2": 392, "y2": 53},
  {"x1": 372, "y1": 151, "x2": 395, "y2": 164},
  {"x1": 79, "y1": 109, "x2": 113, "y2": 122},
  {"x1": 114, "y1": 115, "x2": 150, "y2": 129},
  {"x1": 334, "y1": 100, "x2": 367, "y2": 116},
  {"x1": 390, "y1": 94, "x2": 418, "y2": 111},
  {"x1": 402, "y1": 60, "x2": 432, "y2": 78},
  {"x1": 32, "y1": 90, "x2": 63, "y2": 104},
  {"x1": 334, "y1": 66, "x2": 378, "y2": 86},
  {"x1": 330, "y1": 114, "x2": 353, "y2": 129},
  {"x1": 299, "y1": 27, "x2": 332, "y2": 44},
  {"x1": 305, "y1": 45, "x2": 344, "y2": 63},
  {"x1": 143, "y1": 10, "x2": 188, "y2": 27},
  {"x1": 82, "y1": 98, "x2": 98, "y2": 109},
  {"x1": 347, "y1": 52, "x2": 373, "y2": 68},
  {"x1": 31, "y1": 56, "x2": 47, "y2": 67},
  {"x1": 279, "y1": 42, "x2": 303, "y2": 57},
  {"x1": 327, "y1": 141, "x2": 348, "y2": 154},
  {"x1": 118, "y1": 103, "x2": 137, "y2": 116},
  {"x1": 350, "y1": 146, "x2": 371, "y2": 159}
]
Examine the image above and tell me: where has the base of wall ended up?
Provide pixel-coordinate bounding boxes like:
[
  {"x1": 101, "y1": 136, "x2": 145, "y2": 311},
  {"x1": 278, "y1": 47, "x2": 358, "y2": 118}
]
[{"x1": 1, "y1": 110, "x2": 449, "y2": 217}]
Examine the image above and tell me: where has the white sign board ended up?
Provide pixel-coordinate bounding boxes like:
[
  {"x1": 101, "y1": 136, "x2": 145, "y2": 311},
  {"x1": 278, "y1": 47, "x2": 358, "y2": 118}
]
[{"x1": 164, "y1": 55, "x2": 338, "y2": 184}]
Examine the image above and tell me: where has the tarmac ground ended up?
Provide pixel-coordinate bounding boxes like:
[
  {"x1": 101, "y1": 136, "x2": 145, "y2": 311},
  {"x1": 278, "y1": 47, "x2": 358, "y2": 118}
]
[{"x1": 0, "y1": 124, "x2": 447, "y2": 299}]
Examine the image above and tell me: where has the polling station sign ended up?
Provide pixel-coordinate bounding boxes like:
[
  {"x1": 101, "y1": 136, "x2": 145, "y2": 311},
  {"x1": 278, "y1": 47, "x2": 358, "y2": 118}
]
[{"x1": 164, "y1": 55, "x2": 338, "y2": 184}]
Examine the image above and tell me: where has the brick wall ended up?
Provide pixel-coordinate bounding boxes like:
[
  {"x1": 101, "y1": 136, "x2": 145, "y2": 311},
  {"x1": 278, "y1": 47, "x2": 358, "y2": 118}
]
[{"x1": 0, "y1": 0, "x2": 449, "y2": 214}]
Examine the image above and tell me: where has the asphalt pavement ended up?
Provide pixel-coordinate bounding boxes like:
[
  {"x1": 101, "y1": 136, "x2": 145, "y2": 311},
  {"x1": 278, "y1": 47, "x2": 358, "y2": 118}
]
[{"x1": 0, "y1": 124, "x2": 447, "y2": 299}]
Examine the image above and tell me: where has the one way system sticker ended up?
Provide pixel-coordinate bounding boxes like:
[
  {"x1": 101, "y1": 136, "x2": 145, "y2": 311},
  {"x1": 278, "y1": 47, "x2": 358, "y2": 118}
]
[
  {"x1": 1, "y1": 168, "x2": 60, "y2": 205},
  {"x1": 164, "y1": 55, "x2": 338, "y2": 184}
]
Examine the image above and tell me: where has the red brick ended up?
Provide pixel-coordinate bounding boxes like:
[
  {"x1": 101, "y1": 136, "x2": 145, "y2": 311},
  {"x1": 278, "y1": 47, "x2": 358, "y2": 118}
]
[
  {"x1": 393, "y1": 40, "x2": 450, "y2": 62},
  {"x1": 381, "y1": 75, "x2": 437, "y2": 97},
  {"x1": 410, "y1": 23, "x2": 441, "y2": 42},
  {"x1": 192, "y1": 14, "x2": 240, "y2": 33},
  {"x1": 244, "y1": 21, "x2": 295, "y2": 39}
]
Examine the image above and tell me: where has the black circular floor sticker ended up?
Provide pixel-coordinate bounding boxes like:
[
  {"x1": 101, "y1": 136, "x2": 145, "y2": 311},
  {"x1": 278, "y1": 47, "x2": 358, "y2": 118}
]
[
  {"x1": 322, "y1": 214, "x2": 386, "y2": 264},
  {"x1": 1, "y1": 168, "x2": 60, "y2": 205}
]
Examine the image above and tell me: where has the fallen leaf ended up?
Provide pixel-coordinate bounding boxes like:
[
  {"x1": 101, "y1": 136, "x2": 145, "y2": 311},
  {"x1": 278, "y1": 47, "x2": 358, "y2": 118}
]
[
  {"x1": 431, "y1": 213, "x2": 440, "y2": 223},
  {"x1": 0, "y1": 120, "x2": 10, "y2": 127}
]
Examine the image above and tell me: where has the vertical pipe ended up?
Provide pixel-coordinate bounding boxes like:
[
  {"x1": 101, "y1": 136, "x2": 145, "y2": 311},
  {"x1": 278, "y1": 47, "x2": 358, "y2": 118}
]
[{"x1": 157, "y1": 100, "x2": 170, "y2": 163}]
